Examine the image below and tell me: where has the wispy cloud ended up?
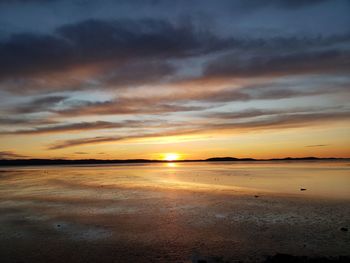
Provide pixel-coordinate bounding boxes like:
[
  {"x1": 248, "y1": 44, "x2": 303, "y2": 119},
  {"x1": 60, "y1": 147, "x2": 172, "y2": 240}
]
[
  {"x1": 305, "y1": 144, "x2": 329, "y2": 147},
  {"x1": 0, "y1": 116, "x2": 57, "y2": 126},
  {"x1": 53, "y1": 99, "x2": 206, "y2": 117},
  {"x1": 0, "y1": 151, "x2": 27, "y2": 159},
  {"x1": 48, "y1": 109, "x2": 350, "y2": 150},
  {"x1": 0, "y1": 120, "x2": 171, "y2": 135},
  {"x1": 10, "y1": 95, "x2": 68, "y2": 114}
]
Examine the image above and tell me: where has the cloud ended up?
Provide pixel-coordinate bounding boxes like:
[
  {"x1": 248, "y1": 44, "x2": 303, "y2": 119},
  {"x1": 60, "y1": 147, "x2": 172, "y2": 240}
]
[
  {"x1": 48, "y1": 109, "x2": 350, "y2": 149},
  {"x1": 0, "y1": 0, "x2": 58, "y2": 3},
  {"x1": 185, "y1": 83, "x2": 349, "y2": 103},
  {"x1": 53, "y1": 98, "x2": 206, "y2": 117},
  {"x1": 0, "y1": 116, "x2": 57, "y2": 126},
  {"x1": 0, "y1": 120, "x2": 167, "y2": 135},
  {"x1": 305, "y1": 144, "x2": 329, "y2": 147},
  {"x1": 10, "y1": 95, "x2": 68, "y2": 114},
  {"x1": 0, "y1": 2, "x2": 349, "y2": 158},
  {"x1": 47, "y1": 127, "x2": 199, "y2": 150},
  {"x1": 100, "y1": 60, "x2": 176, "y2": 87},
  {"x1": 201, "y1": 108, "x2": 301, "y2": 119},
  {"x1": 237, "y1": 0, "x2": 332, "y2": 10},
  {"x1": 201, "y1": 107, "x2": 350, "y2": 122},
  {"x1": 39, "y1": 80, "x2": 348, "y2": 118},
  {"x1": 204, "y1": 50, "x2": 350, "y2": 79},
  {"x1": 0, "y1": 0, "x2": 334, "y2": 10},
  {"x1": 1, "y1": 15, "x2": 349, "y2": 95},
  {"x1": 0, "y1": 151, "x2": 27, "y2": 159},
  {"x1": 2, "y1": 78, "x2": 348, "y2": 117},
  {"x1": 0, "y1": 18, "x2": 229, "y2": 82},
  {"x1": 139, "y1": 82, "x2": 348, "y2": 106},
  {"x1": 203, "y1": 111, "x2": 350, "y2": 132}
]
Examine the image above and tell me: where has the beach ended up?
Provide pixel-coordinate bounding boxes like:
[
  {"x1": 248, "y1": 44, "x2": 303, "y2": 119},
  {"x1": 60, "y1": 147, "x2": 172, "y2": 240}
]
[{"x1": 0, "y1": 161, "x2": 349, "y2": 262}]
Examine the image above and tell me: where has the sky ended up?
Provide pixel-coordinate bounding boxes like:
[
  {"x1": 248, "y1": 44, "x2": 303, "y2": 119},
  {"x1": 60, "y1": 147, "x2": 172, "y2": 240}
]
[{"x1": 0, "y1": 0, "x2": 349, "y2": 160}]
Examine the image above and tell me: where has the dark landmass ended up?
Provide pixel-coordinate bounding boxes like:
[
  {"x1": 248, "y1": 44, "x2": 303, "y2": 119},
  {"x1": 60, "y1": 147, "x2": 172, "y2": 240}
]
[
  {"x1": 194, "y1": 254, "x2": 350, "y2": 262},
  {"x1": 262, "y1": 254, "x2": 350, "y2": 263},
  {"x1": 0, "y1": 156, "x2": 348, "y2": 167}
]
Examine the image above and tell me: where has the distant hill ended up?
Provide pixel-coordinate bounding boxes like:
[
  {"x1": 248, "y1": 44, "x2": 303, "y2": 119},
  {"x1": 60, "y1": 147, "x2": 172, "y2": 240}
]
[
  {"x1": 206, "y1": 157, "x2": 255, "y2": 161},
  {"x1": 0, "y1": 156, "x2": 348, "y2": 167}
]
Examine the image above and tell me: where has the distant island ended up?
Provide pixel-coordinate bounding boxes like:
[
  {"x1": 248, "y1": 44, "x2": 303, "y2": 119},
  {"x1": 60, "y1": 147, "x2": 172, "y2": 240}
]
[{"x1": 0, "y1": 157, "x2": 348, "y2": 167}]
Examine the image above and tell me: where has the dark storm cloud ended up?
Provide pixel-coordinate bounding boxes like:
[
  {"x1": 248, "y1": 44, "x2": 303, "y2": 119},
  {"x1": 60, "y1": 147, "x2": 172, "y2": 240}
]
[
  {"x1": 237, "y1": 0, "x2": 331, "y2": 10},
  {"x1": 101, "y1": 60, "x2": 176, "y2": 87},
  {"x1": 1, "y1": 15, "x2": 350, "y2": 92},
  {"x1": 0, "y1": 59, "x2": 176, "y2": 94},
  {"x1": 0, "y1": 0, "x2": 333, "y2": 9},
  {"x1": 0, "y1": 18, "x2": 230, "y2": 81},
  {"x1": 204, "y1": 50, "x2": 350, "y2": 79},
  {"x1": 0, "y1": 0, "x2": 58, "y2": 2},
  {"x1": 0, "y1": 33, "x2": 71, "y2": 79}
]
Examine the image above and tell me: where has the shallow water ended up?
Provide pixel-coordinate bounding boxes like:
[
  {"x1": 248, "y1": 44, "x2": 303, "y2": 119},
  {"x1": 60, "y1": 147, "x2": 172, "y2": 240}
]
[
  {"x1": 2, "y1": 161, "x2": 349, "y2": 198},
  {"x1": 0, "y1": 161, "x2": 349, "y2": 262}
]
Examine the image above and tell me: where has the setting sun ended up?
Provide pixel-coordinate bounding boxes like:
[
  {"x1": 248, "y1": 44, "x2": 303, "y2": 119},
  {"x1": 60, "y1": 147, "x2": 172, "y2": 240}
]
[{"x1": 163, "y1": 153, "x2": 180, "y2": 161}]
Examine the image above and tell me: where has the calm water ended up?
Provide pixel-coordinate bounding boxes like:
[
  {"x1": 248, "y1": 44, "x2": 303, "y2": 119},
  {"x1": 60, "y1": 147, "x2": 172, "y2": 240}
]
[
  {"x1": 0, "y1": 161, "x2": 349, "y2": 262},
  {"x1": 1, "y1": 161, "x2": 349, "y2": 199}
]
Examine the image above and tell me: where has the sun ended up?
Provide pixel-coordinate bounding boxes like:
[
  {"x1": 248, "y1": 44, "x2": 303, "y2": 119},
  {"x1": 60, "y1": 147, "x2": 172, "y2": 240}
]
[{"x1": 163, "y1": 153, "x2": 180, "y2": 161}]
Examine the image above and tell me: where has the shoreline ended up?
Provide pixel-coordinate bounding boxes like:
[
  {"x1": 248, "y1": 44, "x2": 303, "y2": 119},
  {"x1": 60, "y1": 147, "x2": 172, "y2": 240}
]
[{"x1": 0, "y1": 157, "x2": 349, "y2": 167}]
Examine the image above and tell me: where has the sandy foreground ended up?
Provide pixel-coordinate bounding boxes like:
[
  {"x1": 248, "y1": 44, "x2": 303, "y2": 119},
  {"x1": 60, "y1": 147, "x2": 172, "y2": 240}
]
[{"x1": 0, "y1": 162, "x2": 349, "y2": 262}]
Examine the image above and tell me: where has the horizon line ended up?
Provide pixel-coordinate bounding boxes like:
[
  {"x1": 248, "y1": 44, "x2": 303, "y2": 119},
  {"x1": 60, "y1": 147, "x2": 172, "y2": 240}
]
[{"x1": 0, "y1": 156, "x2": 349, "y2": 167}]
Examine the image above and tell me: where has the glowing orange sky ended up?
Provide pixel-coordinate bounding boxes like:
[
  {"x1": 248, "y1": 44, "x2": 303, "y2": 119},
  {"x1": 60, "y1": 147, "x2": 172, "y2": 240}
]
[{"x1": 0, "y1": 0, "x2": 349, "y2": 160}]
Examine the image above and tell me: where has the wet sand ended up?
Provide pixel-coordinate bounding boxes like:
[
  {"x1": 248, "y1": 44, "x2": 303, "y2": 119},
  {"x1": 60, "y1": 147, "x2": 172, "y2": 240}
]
[{"x1": 0, "y1": 162, "x2": 349, "y2": 262}]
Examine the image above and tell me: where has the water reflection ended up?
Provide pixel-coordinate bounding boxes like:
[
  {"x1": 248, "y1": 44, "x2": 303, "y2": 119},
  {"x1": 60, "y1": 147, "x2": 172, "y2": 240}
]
[
  {"x1": 1, "y1": 161, "x2": 350, "y2": 198},
  {"x1": 165, "y1": 162, "x2": 178, "y2": 168},
  {"x1": 0, "y1": 161, "x2": 349, "y2": 261}
]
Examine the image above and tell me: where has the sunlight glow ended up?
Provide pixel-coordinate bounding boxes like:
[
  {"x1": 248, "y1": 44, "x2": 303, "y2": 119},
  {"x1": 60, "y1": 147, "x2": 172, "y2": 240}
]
[
  {"x1": 163, "y1": 153, "x2": 180, "y2": 161},
  {"x1": 165, "y1": 162, "x2": 178, "y2": 168}
]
